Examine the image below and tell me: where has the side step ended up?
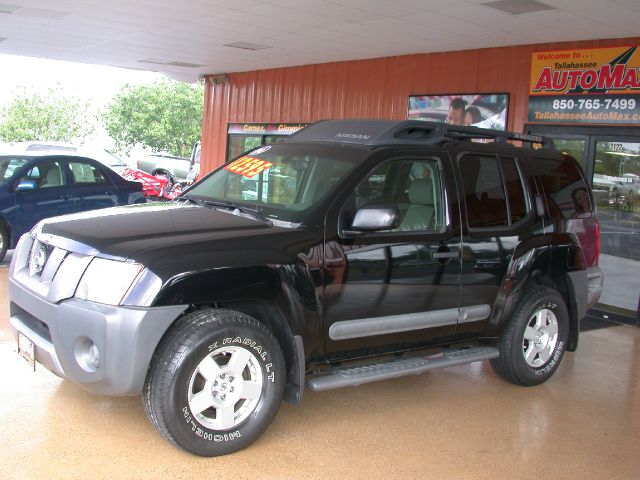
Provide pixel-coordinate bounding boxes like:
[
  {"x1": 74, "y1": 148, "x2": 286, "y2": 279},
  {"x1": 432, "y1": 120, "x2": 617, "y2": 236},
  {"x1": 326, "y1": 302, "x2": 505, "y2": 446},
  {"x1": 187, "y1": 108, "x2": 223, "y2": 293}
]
[{"x1": 306, "y1": 346, "x2": 499, "y2": 392}]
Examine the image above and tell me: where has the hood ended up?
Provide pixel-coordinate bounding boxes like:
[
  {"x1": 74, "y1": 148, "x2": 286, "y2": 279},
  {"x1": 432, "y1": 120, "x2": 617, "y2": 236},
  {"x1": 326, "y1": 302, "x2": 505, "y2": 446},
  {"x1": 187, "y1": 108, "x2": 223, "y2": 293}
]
[{"x1": 39, "y1": 202, "x2": 298, "y2": 269}]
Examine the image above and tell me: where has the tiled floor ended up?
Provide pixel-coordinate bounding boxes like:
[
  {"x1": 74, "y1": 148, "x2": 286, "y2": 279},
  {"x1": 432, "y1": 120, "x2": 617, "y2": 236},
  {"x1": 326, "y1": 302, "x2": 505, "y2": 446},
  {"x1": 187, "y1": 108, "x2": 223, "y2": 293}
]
[{"x1": 1, "y1": 267, "x2": 639, "y2": 480}]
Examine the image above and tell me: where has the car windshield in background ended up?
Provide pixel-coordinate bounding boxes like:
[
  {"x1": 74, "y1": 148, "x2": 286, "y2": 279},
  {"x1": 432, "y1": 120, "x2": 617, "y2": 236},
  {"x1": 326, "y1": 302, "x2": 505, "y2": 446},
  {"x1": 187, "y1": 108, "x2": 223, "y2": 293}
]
[
  {"x1": 84, "y1": 149, "x2": 128, "y2": 167},
  {"x1": 186, "y1": 143, "x2": 367, "y2": 224},
  {"x1": 0, "y1": 157, "x2": 28, "y2": 181}
]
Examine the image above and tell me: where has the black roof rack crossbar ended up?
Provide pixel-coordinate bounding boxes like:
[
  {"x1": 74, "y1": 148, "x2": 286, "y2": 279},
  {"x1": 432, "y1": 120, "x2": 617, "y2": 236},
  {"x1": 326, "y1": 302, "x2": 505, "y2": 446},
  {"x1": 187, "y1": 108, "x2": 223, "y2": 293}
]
[{"x1": 286, "y1": 119, "x2": 555, "y2": 149}]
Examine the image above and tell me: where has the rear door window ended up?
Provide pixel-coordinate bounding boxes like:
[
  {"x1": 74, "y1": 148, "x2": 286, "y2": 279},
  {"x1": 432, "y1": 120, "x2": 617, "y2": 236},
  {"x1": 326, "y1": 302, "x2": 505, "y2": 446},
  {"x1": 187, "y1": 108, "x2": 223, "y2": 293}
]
[
  {"x1": 69, "y1": 161, "x2": 108, "y2": 185},
  {"x1": 459, "y1": 154, "x2": 529, "y2": 230}
]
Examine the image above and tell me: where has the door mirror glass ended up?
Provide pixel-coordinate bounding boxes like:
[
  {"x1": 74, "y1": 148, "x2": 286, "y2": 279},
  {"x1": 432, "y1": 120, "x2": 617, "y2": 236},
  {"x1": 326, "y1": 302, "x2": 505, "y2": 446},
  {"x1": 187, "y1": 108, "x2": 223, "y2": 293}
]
[
  {"x1": 351, "y1": 204, "x2": 399, "y2": 231},
  {"x1": 16, "y1": 179, "x2": 38, "y2": 191}
]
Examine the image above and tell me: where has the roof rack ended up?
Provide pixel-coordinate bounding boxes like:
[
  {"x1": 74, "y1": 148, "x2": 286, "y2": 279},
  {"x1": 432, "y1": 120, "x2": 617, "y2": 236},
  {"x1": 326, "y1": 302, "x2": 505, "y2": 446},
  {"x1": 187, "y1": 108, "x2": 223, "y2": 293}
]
[{"x1": 286, "y1": 119, "x2": 555, "y2": 149}]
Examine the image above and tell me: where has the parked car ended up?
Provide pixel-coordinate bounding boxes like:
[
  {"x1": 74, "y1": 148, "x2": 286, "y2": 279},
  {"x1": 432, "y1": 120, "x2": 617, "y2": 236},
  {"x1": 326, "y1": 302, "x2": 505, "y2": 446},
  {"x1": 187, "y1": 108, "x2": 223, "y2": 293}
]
[
  {"x1": 137, "y1": 153, "x2": 191, "y2": 182},
  {"x1": 165, "y1": 141, "x2": 202, "y2": 200},
  {"x1": 188, "y1": 141, "x2": 201, "y2": 182},
  {"x1": 0, "y1": 152, "x2": 145, "y2": 261},
  {"x1": 8, "y1": 120, "x2": 602, "y2": 457},
  {"x1": 11, "y1": 141, "x2": 169, "y2": 200}
]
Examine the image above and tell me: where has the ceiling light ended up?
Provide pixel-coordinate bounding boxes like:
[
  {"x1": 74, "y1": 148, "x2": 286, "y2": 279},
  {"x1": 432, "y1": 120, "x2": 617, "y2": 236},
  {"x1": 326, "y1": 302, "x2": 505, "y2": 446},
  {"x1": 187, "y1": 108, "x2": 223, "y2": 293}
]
[
  {"x1": 483, "y1": 0, "x2": 555, "y2": 15},
  {"x1": 168, "y1": 61, "x2": 205, "y2": 68},
  {"x1": 138, "y1": 58, "x2": 172, "y2": 65},
  {"x1": 138, "y1": 59, "x2": 204, "y2": 68},
  {"x1": 224, "y1": 42, "x2": 271, "y2": 51},
  {"x1": 0, "y1": 4, "x2": 20, "y2": 14}
]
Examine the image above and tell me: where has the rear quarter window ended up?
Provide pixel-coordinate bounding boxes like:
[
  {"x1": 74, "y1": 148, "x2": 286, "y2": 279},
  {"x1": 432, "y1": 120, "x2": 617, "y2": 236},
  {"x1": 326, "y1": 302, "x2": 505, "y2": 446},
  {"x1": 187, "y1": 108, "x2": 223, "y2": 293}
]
[{"x1": 536, "y1": 155, "x2": 593, "y2": 220}]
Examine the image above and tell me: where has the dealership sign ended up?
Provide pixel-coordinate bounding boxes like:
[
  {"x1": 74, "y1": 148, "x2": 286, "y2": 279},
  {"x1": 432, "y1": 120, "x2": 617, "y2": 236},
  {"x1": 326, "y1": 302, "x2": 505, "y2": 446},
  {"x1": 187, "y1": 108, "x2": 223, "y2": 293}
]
[
  {"x1": 528, "y1": 46, "x2": 640, "y2": 124},
  {"x1": 227, "y1": 123, "x2": 307, "y2": 135}
]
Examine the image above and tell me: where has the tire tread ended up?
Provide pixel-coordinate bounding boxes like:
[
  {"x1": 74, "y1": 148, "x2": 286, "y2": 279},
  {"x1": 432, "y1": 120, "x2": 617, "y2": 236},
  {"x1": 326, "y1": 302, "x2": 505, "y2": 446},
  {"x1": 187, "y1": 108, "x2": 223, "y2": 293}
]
[
  {"x1": 143, "y1": 308, "x2": 283, "y2": 456},
  {"x1": 490, "y1": 287, "x2": 568, "y2": 386}
]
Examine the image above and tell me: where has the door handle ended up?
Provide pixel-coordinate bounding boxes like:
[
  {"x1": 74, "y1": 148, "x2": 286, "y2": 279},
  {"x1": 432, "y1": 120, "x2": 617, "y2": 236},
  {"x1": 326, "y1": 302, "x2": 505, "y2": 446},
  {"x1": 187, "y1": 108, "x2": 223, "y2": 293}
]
[
  {"x1": 432, "y1": 250, "x2": 459, "y2": 260},
  {"x1": 60, "y1": 194, "x2": 73, "y2": 200}
]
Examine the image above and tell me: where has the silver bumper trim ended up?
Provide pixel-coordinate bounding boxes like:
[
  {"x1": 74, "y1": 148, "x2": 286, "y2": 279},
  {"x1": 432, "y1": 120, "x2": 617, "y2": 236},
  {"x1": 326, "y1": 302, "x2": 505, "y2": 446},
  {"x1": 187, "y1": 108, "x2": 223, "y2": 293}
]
[
  {"x1": 9, "y1": 276, "x2": 187, "y2": 396},
  {"x1": 10, "y1": 314, "x2": 65, "y2": 378}
]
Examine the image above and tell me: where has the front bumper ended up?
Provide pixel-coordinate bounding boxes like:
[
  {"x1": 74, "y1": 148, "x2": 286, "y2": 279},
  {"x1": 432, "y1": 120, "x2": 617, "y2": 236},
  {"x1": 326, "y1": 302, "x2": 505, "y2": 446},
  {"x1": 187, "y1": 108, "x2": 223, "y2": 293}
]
[
  {"x1": 8, "y1": 232, "x2": 186, "y2": 396},
  {"x1": 9, "y1": 276, "x2": 186, "y2": 395}
]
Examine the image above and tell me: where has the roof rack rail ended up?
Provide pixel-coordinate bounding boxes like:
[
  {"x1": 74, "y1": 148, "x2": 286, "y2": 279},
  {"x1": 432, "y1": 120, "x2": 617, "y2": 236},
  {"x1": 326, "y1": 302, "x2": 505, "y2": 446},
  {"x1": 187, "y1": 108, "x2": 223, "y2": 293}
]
[{"x1": 286, "y1": 119, "x2": 555, "y2": 149}]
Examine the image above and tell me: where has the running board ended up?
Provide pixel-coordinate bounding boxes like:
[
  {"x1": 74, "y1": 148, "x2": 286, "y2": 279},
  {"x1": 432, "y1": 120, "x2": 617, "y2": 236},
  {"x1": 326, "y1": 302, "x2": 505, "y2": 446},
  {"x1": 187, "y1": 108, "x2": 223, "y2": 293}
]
[{"x1": 306, "y1": 346, "x2": 499, "y2": 392}]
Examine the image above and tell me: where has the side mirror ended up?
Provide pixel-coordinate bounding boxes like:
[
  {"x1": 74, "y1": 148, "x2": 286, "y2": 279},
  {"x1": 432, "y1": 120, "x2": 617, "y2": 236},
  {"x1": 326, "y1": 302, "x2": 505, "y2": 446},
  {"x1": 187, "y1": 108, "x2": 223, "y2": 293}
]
[
  {"x1": 16, "y1": 179, "x2": 38, "y2": 191},
  {"x1": 344, "y1": 204, "x2": 399, "y2": 235}
]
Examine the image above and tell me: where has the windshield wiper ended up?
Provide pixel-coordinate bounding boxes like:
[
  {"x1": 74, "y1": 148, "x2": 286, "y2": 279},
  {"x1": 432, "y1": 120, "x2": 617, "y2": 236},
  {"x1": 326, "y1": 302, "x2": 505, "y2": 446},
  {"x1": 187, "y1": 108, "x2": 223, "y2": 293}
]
[
  {"x1": 201, "y1": 200, "x2": 272, "y2": 225},
  {"x1": 175, "y1": 196, "x2": 203, "y2": 206}
]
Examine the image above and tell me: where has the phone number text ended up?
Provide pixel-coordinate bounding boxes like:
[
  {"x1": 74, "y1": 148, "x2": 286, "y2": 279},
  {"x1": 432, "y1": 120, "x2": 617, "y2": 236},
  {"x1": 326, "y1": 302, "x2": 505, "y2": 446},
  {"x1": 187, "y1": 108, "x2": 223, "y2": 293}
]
[{"x1": 552, "y1": 98, "x2": 636, "y2": 110}]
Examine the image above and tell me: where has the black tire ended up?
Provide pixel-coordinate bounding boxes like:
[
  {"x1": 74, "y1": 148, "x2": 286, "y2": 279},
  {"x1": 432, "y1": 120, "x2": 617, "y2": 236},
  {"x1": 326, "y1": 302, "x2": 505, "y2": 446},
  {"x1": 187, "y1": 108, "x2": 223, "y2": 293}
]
[
  {"x1": 143, "y1": 309, "x2": 285, "y2": 456},
  {"x1": 490, "y1": 287, "x2": 569, "y2": 386},
  {"x1": 0, "y1": 222, "x2": 8, "y2": 263}
]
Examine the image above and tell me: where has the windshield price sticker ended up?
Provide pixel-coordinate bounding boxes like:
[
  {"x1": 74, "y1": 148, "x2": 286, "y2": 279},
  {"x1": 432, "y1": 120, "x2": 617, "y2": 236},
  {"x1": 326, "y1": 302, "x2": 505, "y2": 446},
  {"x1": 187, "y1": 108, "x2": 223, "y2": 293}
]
[{"x1": 225, "y1": 156, "x2": 273, "y2": 178}]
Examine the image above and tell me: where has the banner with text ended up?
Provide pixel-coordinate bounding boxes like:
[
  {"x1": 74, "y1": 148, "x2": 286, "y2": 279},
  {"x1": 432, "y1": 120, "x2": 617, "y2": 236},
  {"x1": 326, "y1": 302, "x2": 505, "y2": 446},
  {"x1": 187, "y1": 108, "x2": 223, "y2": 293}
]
[{"x1": 528, "y1": 46, "x2": 640, "y2": 125}]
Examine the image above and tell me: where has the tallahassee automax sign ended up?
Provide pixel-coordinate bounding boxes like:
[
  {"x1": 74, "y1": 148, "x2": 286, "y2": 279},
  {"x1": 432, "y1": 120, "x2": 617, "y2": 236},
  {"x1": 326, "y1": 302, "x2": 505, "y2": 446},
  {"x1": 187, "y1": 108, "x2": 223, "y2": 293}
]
[{"x1": 528, "y1": 46, "x2": 640, "y2": 125}]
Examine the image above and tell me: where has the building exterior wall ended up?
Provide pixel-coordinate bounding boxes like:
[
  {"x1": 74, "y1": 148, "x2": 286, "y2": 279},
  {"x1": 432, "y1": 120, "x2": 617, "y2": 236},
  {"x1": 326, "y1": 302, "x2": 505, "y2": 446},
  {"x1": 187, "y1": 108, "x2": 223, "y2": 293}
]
[{"x1": 201, "y1": 36, "x2": 640, "y2": 174}]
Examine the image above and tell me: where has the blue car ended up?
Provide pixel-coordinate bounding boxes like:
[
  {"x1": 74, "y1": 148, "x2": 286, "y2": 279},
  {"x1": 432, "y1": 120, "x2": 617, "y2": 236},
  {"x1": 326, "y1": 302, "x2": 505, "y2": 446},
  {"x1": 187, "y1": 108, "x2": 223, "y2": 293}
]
[{"x1": 0, "y1": 153, "x2": 145, "y2": 261}]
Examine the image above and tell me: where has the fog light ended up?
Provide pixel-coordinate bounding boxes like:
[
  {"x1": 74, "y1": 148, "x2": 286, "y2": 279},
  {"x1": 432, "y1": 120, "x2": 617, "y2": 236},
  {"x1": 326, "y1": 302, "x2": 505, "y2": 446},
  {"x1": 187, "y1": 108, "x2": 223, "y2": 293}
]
[{"x1": 74, "y1": 337, "x2": 101, "y2": 372}]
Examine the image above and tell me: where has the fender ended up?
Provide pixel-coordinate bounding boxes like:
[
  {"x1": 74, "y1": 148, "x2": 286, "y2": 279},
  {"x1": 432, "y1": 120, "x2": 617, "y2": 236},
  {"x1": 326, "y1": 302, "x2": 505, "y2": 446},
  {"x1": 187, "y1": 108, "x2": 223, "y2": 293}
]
[
  {"x1": 151, "y1": 261, "x2": 322, "y2": 404},
  {"x1": 487, "y1": 233, "x2": 586, "y2": 350},
  {"x1": 152, "y1": 263, "x2": 321, "y2": 334}
]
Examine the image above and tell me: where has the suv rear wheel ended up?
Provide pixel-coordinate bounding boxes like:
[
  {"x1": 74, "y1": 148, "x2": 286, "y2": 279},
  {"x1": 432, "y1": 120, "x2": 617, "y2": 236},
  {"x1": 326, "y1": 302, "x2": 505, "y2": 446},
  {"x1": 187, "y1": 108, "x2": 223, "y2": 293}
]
[
  {"x1": 143, "y1": 309, "x2": 285, "y2": 456},
  {"x1": 490, "y1": 287, "x2": 569, "y2": 386}
]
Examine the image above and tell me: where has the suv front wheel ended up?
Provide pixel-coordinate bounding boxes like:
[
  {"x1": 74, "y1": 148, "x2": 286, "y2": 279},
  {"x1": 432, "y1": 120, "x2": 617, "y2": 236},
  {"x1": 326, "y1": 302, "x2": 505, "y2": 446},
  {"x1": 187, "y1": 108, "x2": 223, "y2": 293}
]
[
  {"x1": 143, "y1": 309, "x2": 285, "y2": 456},
  {"x1": 490, "y1": 287, "x2": 569, "y2": 386}
]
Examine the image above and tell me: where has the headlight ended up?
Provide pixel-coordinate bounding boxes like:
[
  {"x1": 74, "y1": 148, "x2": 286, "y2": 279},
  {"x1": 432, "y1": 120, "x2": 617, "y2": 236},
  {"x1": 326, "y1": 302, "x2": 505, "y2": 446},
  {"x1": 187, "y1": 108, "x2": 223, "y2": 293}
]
[{"x1": 75, "y1": 258, "x2": 144, "y2": 306}]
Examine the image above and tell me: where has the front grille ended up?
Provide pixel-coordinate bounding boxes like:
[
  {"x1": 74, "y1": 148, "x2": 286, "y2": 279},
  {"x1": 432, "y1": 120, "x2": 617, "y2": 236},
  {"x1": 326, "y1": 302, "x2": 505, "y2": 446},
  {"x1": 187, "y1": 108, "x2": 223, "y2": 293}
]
[
  {"x1": 27, "y1": 239, "x2": 69, "y2": 283},
  {"x1": 12, "y1": 234, "x2": 93, "y2": 303}
]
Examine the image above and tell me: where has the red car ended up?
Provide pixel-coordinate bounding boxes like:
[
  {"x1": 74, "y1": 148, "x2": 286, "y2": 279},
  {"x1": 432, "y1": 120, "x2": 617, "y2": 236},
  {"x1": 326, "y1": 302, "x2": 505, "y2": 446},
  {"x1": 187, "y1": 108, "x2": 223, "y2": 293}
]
[{"x1": 119, "y1": 166, "x2": 168, "y2": 199}]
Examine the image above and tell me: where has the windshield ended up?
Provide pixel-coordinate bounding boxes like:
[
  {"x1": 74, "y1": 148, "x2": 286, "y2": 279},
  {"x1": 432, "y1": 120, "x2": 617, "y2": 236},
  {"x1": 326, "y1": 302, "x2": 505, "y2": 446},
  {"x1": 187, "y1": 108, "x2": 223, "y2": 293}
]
[
  {"x1": 0, "y1": 157, "x2": 28, "y2": 182},
  {"x1": 186, "y1": 143, "x2": 368, "y2": 224}
]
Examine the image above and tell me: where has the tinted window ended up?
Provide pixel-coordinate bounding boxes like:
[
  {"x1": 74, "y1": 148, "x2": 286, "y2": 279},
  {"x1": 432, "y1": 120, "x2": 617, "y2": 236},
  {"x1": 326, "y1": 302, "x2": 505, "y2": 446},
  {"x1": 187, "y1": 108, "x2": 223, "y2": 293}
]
[
  {"x1": 537, "y1": 155, "x2": 592, "y2": 220},
  {"x1": 501, "y1": 157, "x2": 527, "y2": 222},
  {"x1": 460, "y1": 155, "x2": 508, "y2": 228},
  {"x1": 460, "y1": 154, "x2": 528, "y2": 229}
]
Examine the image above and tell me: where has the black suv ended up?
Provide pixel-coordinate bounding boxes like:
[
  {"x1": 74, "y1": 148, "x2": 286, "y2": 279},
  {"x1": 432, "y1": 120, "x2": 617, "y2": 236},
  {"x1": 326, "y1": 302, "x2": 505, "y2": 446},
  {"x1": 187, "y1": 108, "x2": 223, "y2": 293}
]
[{"x1": 8, "y1": 120, "x2": 602, "y2": 456}]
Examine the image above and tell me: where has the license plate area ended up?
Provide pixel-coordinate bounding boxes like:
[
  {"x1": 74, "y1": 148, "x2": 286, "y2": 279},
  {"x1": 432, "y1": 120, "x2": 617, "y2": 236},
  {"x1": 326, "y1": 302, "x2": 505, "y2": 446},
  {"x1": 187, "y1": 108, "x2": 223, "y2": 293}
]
[{"x1": 18, "y1": 332, "x2": 36, "y2": 371}]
